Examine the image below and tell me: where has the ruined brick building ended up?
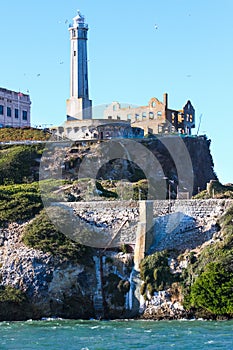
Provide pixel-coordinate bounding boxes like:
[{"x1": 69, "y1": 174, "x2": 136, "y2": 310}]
[{"x1": 104, "y1": 94, "x2": 195, "y2": 136}]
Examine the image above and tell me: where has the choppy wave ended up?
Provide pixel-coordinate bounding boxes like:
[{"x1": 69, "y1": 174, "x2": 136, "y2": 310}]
[{"x1": 0, "y1": 319, "x2": 232, "y2": 349}]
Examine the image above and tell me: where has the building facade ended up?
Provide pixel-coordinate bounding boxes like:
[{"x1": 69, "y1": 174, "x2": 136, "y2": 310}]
[
  {"x1": 104, "y1": 93, "x2": 195, "y2": 136},
  {"x1": 0, "y1": 88, "x2": 31, "y2": 128}
]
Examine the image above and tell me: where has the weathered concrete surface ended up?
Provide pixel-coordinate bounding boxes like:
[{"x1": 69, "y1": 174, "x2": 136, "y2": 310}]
[
  {"x1": 134, "y1": 201, "x2": 154, "y2": 271},
  {"x1": 61, "y1": 199, "x2": 232, "y2": 251}
]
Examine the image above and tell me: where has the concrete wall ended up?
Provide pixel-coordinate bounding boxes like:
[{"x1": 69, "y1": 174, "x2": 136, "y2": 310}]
[
  {"x1": 60, "y1": 199, "x2": 232, "y2": 252},
  {"x1": 65, "y1": 198, "x2": 232, "y2": 220},
  {"x1": 51, "y1": 119, "x2": 143, "y2": 141}
]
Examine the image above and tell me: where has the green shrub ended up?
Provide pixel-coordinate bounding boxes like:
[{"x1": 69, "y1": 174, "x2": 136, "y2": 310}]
[
  {"x1": 183, "y1": 205, "x2": 233, "y2": 317},
  {"x1": 133, "y1": 179, "x2": 148, "y2": 200},
  {"x1": 117, "y1": 279, "x2": 130, "y2": 294},
  {"x1": 22, "y1": 209, "x2": 92, "y2": 263},
  {"x1": 0, "y1": 145, "x2": 43, "y2": 184},
  {"x1": 193, "y1": 181, "x2": 233, "y2": 199},
  {"x1": 139, "y1": 251, "x2": 178, "y2": 297},
  {"x1": 0, "y1": 182, "x2": 43, "y2": 225},
  {"x1": 0, "y1": 285, "x2": 26, "y2": 303},
  {"x1": 185, "y1": 261, "x2": 233, "y2": 315},
  {"x1": 140, "y1": 282, "x2": 147, "y2": 296},
  {"x1": 0, "y1": 127, "x2": 50, "y2": 142},
  {"x1": 104, "y1": 274, "x2": 126, "y2": 307}
]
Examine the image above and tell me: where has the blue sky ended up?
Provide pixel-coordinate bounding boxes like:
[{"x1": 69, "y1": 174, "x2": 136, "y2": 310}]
[{"x1": 0, "y1": 0, "x2": 232, "y2": 184}]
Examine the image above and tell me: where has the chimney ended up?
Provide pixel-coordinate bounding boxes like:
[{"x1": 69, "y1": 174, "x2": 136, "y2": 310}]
[{"x1": 163, "y1": 93, "x2": 168, "y2": 110}]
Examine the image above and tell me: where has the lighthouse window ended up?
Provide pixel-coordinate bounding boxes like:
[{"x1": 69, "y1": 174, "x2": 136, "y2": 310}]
[{"x1": 74, "y1": 51, "x2": 76, "y2": 56}]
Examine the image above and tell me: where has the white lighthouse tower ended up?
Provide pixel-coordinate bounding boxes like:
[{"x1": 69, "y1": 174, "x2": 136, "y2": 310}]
[{"x1": 66, "y1": 11, "x2": 92, "y2": 120}]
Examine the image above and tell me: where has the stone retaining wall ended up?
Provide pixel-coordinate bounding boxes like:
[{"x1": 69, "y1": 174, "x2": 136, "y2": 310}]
[
  {"x1": 65, "y1": 198, "x2": 232, "y2": 219},
  {"x1": 55, "y1": 199, "x2": 233, "y2": 250}
]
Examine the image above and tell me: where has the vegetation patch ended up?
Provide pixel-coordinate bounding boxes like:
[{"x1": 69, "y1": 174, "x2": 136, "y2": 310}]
[
  {"x1": 104, "y1": 273, "x2": 128, "y2": 307},
  {"x1": 139, "y1": 250, "x2": 180, "y2": 299},
  {"x1": 0, "y1": 145, "x2": 44, "y2": 185},
  {"x1": 184, "y1": 261, "x2": 233, "y2": 315},
  {"x1": 193, "y1": 180, "x2": 233, "y2": 199},
  {"x1": 0, "y1": 127, "x2": 50, "y2": 142},
  {"x1": 132, "y1": 179, "x2": 148, "y2": 200},
  {"x1": 0, "y1": 182, "x2": 43, "y2": 225},
  {"x1": 0, "y1": 285, "x2": 26, "y2": 303},
  {"x1": 183, "y1": 205, "x2": 233, "y2": 317},
  {"x1": 23, "y1": 209, "x2": 92, "y2": 263}
]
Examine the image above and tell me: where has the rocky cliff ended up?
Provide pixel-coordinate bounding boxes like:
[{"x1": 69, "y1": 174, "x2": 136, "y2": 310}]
[
  {"x1": 57, "y1": 135, "x2": 217, "y2": 197},
  {"x1": 0, "y1": 198, "x2": 232, "y2": 321},
  {"x1": 0, "y1": 135, "x2": 230, "y2": 322},
  {"x1": 0, "y1": 223, "x2": 96, "y2": 320},
  {"x1": 0, "y1": 221, "x2": 134, "y2": 321}
]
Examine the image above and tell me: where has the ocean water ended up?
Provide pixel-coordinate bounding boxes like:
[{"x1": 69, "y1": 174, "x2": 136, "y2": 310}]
[{"x1": 0, "y1": 319, "x2": 232, "y2": 350}]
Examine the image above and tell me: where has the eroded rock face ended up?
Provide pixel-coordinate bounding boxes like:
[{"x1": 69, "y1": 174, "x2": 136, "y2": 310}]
[
  {"x1": 47, "y1": 136, "x2": 217, "y2": 196},
  {"x1": 0, "y1": 223, "x2": 96, "y2": 320}
]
